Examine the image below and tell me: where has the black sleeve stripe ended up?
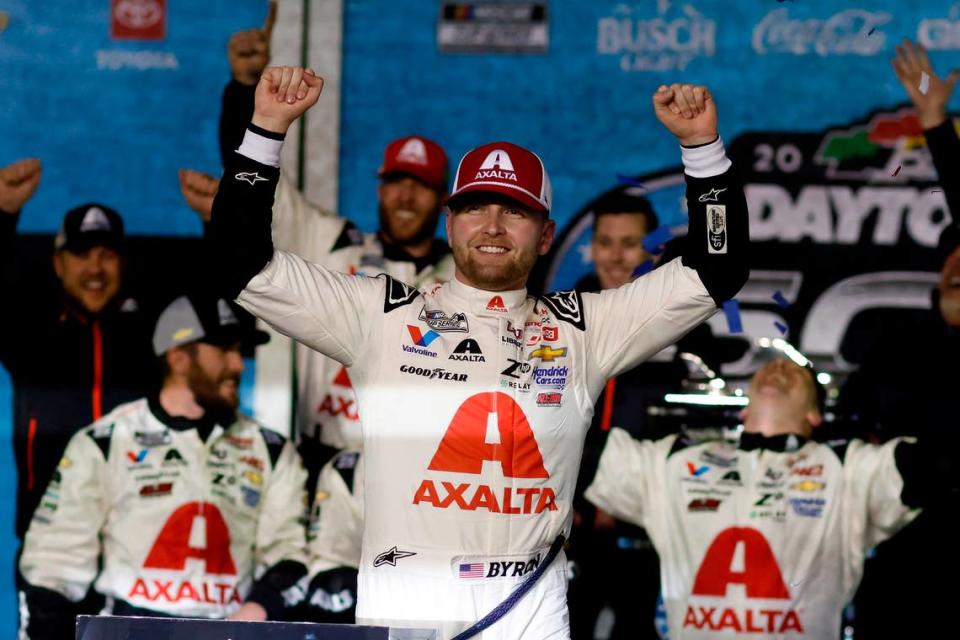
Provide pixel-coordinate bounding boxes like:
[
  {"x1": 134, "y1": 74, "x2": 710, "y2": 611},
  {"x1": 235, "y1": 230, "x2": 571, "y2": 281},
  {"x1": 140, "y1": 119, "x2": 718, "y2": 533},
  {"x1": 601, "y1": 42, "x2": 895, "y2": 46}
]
[{"x1": 85, "y1": 424, "x2": 114, "y2": 461}]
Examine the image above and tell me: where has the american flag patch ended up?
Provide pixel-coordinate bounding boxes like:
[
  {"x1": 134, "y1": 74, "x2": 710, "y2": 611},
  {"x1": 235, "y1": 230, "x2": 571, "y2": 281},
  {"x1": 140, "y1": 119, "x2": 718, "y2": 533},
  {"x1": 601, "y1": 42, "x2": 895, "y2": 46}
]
[{"x1": 459, "y1": 563, "x2": 484, "y2": 578}]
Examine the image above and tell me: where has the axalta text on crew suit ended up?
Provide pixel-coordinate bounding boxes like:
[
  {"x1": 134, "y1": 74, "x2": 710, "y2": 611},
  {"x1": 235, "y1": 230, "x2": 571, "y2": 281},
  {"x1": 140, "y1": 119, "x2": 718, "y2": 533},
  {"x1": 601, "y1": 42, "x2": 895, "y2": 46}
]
[
  {"x1": 586, "y1": 428, "x2": 929, "y2": 638},
  {"x1": 19, "y1": 397, "x2": 309, "y2": 636}
]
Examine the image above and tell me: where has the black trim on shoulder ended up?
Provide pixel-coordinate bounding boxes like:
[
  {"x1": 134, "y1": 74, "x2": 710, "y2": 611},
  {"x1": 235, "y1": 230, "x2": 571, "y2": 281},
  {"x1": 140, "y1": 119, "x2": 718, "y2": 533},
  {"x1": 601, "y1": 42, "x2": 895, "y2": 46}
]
[
  {"x1": 666, "y1": 433, "x2": 699, "y2": 459},
  {"x1": 331, "y1": 220, "x2": 364, "y2": 252},
  {"x1": 823, "y1": 438, "x2": 852, "y2": 463},
  {"x1": 86, "y1": 423, "x2": 115, "y2": 461},
  {"x1": 380, "y1": 275, "x2": 419, "y2": 313},
  {"x1": 332, "y1": 451, "x2": 360, "y2": 493},
  {"x1": 247, "y1": 123, "x2": 286, "y2": 141},
  {"x1": 259, "y1": 427, "x2": 287, "y2": 469},
  {"x1": 538, "y1": 290, "x2": 586, "y2": 331}
]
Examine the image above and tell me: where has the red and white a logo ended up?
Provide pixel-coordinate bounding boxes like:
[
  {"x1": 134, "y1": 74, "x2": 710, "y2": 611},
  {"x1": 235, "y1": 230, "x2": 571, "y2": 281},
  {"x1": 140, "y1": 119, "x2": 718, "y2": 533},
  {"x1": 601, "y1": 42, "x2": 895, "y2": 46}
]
[
  {"x1": 428, "y1": 392, "x2": 547, "y2": 478},
  {"x1": 413, "y1": 393, "x2": 556, "y2": 514},
  {"x1": 476, "y1": 150, "x2": 518, "y2": 182},
  {"x1": 143, "y1": 502, "x2": 236, "y2": 574}
]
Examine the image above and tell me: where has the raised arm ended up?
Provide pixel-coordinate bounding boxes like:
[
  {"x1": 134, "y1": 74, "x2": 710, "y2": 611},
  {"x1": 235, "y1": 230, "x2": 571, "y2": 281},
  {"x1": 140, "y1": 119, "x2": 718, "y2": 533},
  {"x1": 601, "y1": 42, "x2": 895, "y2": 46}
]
[
  {"x1": 583, "y1": 84, "x2": 749, "y2": 380},
  {"x1": 892, "y1": 39, "x2": 960, "y2": 220},
  {"x1": 209, "y1": 66, "x2": 385, "y2": 365}
]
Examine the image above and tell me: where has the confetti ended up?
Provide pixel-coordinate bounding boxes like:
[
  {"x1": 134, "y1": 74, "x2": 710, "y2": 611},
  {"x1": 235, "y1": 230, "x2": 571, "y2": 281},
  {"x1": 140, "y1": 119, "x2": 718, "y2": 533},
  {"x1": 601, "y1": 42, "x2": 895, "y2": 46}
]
[
  {"x1": 774, "y1": 321, "x2": 788, "y2": 335},
  {"x1": 642, "y1": 227, "x2": 674, "y2": 255},
  {"x1": 722, "y1": 300, "x2": 743, "y2": 334},
  {"x1": 633, "y1": 260, "x2": 655, "y2": 277},
  {"x1": 616, "y1": 174, "x2": 646, "y2": 190},
  {"x1": 772, "y1": 291, "x2": 790, "y2": 308},
  {"x1": 919, "y1": 71, "x2": 930, "y2": 96},
  {"x1": 892, "y1": 165, "x2": 902, "y2": 177},
  {"x1": 867, "y1": 27, "x2": 876, "y2": 36}
]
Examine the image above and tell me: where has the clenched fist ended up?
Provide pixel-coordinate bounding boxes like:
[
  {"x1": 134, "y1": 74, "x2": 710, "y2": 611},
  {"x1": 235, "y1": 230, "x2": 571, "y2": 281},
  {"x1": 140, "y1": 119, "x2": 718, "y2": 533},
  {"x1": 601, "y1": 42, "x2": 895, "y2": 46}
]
[
  {"x1": 653, "y1": 84, "x2": 718, "y2": 147},
  {"x1": 178, "y1": 169, "x2": 219, "y2": 222},
  {"x1": 228, "y1": 1, "x2": 276, "y2": 86},
  {"x1": 0, "y1": 158, "x2": 42, "y2": 214},
  {"x1": 252, "y1": 66, "x2": 324, "y2": 135}
]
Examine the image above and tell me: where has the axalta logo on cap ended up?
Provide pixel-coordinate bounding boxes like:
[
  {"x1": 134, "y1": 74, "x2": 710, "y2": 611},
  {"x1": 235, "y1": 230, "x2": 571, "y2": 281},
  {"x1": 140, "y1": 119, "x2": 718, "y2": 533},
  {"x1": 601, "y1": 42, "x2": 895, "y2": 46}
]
[
  {"x1": 486, "y1": 296, "x2": 507, "y2": 312},
  {"x1": 476, "y1": 149, "x2": 518, "y2": 182},
  {"x1": 396, "y1": 138, "x2": 429, "y2": 165}
]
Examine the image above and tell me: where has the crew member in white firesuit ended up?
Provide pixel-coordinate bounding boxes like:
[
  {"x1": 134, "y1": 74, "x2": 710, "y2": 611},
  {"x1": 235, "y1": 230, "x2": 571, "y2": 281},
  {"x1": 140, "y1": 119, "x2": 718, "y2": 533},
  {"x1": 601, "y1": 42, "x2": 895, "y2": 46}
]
[
  {"x1": 19, "y1": 293, "x2": 308, "y2": 637},
  {"x1": 586, "y1": 346, "x2": 955, "y2": 638}
]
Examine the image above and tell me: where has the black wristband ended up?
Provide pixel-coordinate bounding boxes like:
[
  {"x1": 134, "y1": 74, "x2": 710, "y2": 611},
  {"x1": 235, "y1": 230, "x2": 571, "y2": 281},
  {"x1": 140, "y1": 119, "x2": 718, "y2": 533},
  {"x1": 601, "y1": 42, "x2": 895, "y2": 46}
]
[{"x1": 248, "y1": 123, "x2": 286, "y2": 141}]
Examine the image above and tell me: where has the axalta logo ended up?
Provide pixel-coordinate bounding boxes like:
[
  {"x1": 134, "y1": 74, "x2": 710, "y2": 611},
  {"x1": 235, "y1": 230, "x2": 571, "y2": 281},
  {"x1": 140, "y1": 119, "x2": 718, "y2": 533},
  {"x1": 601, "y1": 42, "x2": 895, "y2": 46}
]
[
  {"x1": 396, "y1": 138, "x2": 428, "y2": 165},
  {"x1": 486, "y1": 295, "x2": 507, "y2": 312},
  {"x1": 129, "y1": 501, "x2": 241, "y2": 606},
  {"x1": 685, "y1": 527, "x2": 803, "y2": 633},
  {"x1": 449, "y1": 338, "x2": 485, "y2": 362},
  {"x1": 476, "y1": 150, "x2": 517, "y2": 182},
  {"x1": 413, "y1": 392, "x2": 557, "y2": 515},
  {"x1": 317, "y1": 367, "x2": 359, "y2": 421}
]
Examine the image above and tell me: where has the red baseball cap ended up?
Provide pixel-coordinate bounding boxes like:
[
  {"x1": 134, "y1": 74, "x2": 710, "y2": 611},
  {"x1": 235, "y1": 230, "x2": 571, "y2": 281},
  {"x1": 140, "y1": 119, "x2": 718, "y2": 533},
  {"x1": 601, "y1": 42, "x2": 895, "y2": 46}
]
[
  {"x1": 446, "y1": 142, "x2": 552, "y2": 214},
  {"x1": 378, "y1": 136, "x2": 449, "y2": 192}
]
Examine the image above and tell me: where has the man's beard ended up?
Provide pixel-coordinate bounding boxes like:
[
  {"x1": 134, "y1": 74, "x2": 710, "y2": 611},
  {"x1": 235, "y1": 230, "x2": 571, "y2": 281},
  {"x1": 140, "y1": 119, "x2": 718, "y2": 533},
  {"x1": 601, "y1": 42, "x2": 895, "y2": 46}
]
[
  {"x1": 187, "y1": 361, "x2": 238, "y2": 424},
  {"x1": 452, "y1": 243, "x2": 536, "y2": 291},
  {"x1": 378, "y1": 203, "x2": 440, "y2": 247}
]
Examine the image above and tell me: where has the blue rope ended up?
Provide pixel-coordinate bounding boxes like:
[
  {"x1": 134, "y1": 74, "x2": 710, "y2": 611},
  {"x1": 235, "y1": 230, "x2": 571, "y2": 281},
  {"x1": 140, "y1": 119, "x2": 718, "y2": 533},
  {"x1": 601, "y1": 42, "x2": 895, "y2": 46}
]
[{"x1": 451, "y1": 534, "x2": 566, "y2": 640}]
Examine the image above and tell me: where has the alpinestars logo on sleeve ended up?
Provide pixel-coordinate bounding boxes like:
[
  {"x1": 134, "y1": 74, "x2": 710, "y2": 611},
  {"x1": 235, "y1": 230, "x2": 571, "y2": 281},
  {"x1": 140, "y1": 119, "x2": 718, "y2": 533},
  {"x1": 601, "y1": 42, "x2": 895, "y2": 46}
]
[
  {"x1": 698, "y1": 187, "x2": 727, "y2": 203},
  {"x1": 235, "y1": 172, "x2": 268, "y2": 185},
  {"x1": 539, "y1": 290, "x2": 585, "y2": 331}
]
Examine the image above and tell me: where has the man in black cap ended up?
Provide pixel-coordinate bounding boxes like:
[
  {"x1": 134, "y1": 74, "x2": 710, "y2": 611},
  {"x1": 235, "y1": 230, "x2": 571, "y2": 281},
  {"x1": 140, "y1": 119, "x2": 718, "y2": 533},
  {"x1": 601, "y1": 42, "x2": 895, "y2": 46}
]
[
  {"x1": 19, "y1": 293, "x2": 308, "y2": 637},
  {"x1": 0, "y1": 160, "x2": 155, "y2": 566}
]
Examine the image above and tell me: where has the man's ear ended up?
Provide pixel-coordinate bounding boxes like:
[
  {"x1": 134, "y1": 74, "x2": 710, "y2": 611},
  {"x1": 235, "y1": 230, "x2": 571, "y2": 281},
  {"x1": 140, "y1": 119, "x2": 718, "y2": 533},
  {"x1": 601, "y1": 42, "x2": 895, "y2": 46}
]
[
  {"x1": 166, "y1": 347, "x2": 191, "y2": 376},
  {"x1": 807, "y1": 408, "x2": 823, "y2": 429},
  {"x1": 739, "y1": 406, "x2": 750, "y2": 423},
  {"x1": 52, "y1": 252, "x2": 64, "y2": 279},
  {"x1": 539, "y1": 218, "x2": 557, "y2": 256}
]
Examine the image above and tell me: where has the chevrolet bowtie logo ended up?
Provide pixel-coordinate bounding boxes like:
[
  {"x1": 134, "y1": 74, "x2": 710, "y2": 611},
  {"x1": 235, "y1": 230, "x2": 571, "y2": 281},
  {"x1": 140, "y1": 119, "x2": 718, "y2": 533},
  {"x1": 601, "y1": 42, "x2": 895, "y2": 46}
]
[
  {"x1": 373, "y1": 546, "x2": 417, "y2": 567},
  {"x1": 529, "y1": 345, "x2": 567, "y2": 362}
]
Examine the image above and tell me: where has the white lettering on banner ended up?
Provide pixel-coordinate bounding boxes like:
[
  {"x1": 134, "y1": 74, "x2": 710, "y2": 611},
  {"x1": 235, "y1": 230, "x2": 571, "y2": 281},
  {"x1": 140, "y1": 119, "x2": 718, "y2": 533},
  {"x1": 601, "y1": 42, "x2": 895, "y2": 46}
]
[
  {"x1": 752, "y1": 8, "x2": 891, "y2": 56},
  {"x1": 746, "y1": 185, "x2": 950, "y2": 247},
  {"x1": 708, "y1": 271, "x2": 939, "y2": 376},
  {"x1": 96, "y1": 50, "x2": 179, "y2": 71},
  {"x1": 919, "y1": 4, "x2": 960, "y2": 50},
  {"x1": 597, "y1": 3, "x2": 715, "y2": 72}
]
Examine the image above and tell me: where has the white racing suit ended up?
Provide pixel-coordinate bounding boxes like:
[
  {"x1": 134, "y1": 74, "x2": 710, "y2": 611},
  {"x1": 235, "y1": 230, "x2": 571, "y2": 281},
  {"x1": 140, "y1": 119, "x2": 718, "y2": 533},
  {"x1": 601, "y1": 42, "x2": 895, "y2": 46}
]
[
  {"x1": 586, "y1": 429, "x2": 924, "y2": 639},
  {"x1": 208, "y1": 128, "x2": 749, "y2": 638},
  {"x1": 296, "y1": 449, "x2": 364, "y2": 622},
  {"x1": 266, "y1": 174, "x2": 454, "y2": 451},
  {"x1": 19, "y1": 397, "x2": 309, "y2": 637}
]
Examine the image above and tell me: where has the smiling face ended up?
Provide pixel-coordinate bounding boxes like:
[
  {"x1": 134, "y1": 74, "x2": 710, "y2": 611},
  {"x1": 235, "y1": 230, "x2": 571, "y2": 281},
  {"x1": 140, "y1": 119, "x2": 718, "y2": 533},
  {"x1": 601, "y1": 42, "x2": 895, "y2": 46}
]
[
  {"x1": 592, "y1": 212, "x2": 651, "y2": 290},
  {"x1": 377, "y1": 175, "x2": 444, "y2": 248},
  {"x1": 53, "y1": 245, "x2": 122, "y2": 314},
  {"x1": 446, "y1": 195, "x2": 555, "y2": 291},
  {"x1": 939, "y1": 246, "x2": 960, "y2": 327}
]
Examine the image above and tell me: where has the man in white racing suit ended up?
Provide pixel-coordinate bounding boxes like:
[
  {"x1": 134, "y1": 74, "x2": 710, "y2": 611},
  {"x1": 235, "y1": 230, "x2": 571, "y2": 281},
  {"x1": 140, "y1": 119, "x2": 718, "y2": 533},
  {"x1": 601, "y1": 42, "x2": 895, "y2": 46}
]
[
  {"x1": 586, "y1": 352, "x2": 947, "y2": 638},
  {"x1": 290, "y1": 449, "x2": 364, "y2": 623},
  {"x1": 18, "y1": 294, "x2": 309, "y2": 637},
  {"x1": 179, "y1": 2, "x2": 454, "y2": 454},
  {"x1": 208, "y1": 68, "x2": 749, "y2": 638}
]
